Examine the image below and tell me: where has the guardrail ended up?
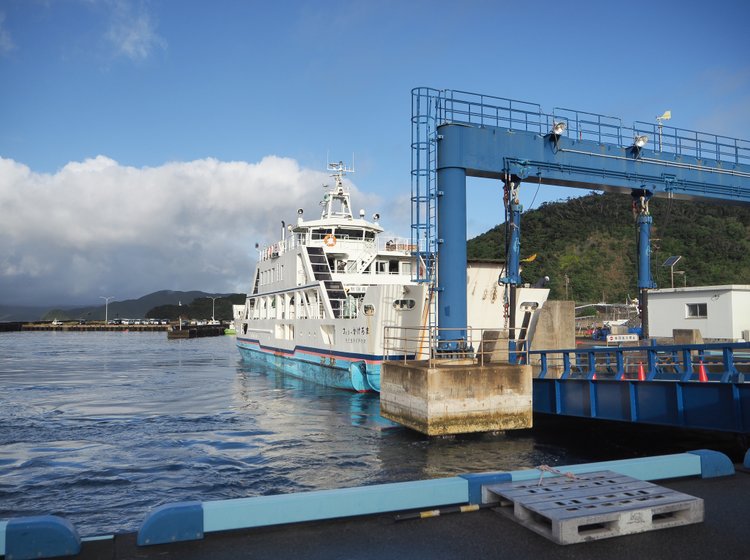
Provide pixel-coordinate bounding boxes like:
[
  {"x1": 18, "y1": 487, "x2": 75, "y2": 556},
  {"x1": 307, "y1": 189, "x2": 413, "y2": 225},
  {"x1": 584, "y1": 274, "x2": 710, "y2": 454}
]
[
  {"x1": 383, "y1": 326, "x2": 514, "y2": 367},
  {"x1": 531, "y1": 342, "x2": 750, "y2": 382}
]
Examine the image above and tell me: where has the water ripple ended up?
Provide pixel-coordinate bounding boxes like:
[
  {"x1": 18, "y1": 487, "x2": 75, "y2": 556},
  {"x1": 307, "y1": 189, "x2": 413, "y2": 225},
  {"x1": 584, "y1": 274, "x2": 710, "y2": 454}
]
[{"x1": 0, "y1": 332, "x2": 591, "y2": 536}]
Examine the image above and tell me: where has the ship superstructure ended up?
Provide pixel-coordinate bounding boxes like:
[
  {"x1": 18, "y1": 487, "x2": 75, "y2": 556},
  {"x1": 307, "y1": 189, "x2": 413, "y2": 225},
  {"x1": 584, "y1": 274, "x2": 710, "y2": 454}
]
[{"x1": 236, "y1": 162, "x2": 428, "y2": 391}]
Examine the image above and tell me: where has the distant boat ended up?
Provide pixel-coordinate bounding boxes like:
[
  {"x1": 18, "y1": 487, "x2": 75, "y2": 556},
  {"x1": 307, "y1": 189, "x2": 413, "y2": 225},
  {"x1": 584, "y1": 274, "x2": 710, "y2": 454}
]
[{"x1": 236, "y1": 161, "x2": 429, "y2": 392}]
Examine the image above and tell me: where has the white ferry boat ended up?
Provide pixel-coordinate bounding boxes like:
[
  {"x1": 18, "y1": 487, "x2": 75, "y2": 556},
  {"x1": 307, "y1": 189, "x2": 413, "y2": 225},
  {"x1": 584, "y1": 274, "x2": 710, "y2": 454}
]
[{"x1": 236, "y1": 162, "x2": 429, "y2": 392}]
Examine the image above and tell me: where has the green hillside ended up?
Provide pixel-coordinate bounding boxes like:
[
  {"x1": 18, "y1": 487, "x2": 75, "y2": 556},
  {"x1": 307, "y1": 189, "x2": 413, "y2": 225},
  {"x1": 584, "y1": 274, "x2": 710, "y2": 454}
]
[{"x1": 467, "y1": 192, "x2": 750, "y2": 303}]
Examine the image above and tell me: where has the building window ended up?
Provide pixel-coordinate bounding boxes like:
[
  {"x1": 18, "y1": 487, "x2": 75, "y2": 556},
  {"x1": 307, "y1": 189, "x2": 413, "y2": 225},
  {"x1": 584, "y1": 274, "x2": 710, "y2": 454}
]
[{"x1": 686, "y1": 303, "x2": 707, "y2": 318}]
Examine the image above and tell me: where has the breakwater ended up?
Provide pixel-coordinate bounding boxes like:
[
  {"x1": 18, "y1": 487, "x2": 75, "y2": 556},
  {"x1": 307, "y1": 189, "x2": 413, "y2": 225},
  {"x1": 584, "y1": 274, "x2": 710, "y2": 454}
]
[
  {"x1": 20, "y1": 323, "x2": 168, "y2": 332},
  {"x1": 167, "y1": 324, "x2": 225, "y2": 338}
]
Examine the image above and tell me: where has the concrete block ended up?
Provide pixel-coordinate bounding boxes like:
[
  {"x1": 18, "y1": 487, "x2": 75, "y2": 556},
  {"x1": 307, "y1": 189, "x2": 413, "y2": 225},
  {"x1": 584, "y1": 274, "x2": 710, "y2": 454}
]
[
  {"x1": 137, "y1": 501, "x2": 204, "y2": 546},
  {"x1": 380, "y1": 360, "x2": 532, "y2": 435},
  {"x1": 687, "y1": 449, "x2": 735, "y2": 478},
  {"x1": 478, "y1": 330, "x2": 508, "y2": 364},
  {"x1": 673, "y1": 329, "x2": 704, "y2": 345},
  {"x1": 4, "y1": 515, "x2": 80, "y2": 559},
  {"x1": 530, "y1": 300, "x2": 575, "y2": 378}
]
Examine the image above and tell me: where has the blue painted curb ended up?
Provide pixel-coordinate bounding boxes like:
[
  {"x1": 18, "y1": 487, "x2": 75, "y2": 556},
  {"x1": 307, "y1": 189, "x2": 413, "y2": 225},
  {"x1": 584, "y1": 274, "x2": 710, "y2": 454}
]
[
  {"x1": 4, "y1": 515, "x2": 80, "y2": 560},
  {"x1": 134, "y1": 449, "x2": 734, "y2": 546},
  {"x1": 459, "y1": 472, "x2": 512, "y2": 504},
  {"x1": 137, "y1": 501, "x2": 203, "y2": 546},
  {"x1": 688, "y1": 449, "x2": 736, "y2": 478}
]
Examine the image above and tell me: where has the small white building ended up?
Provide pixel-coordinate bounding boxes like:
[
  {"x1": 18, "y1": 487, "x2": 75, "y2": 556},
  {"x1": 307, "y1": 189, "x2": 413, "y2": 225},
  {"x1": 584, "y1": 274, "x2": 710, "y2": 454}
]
[{"x1": 648, "y1": 285, "x2": 750, "y2": 341}]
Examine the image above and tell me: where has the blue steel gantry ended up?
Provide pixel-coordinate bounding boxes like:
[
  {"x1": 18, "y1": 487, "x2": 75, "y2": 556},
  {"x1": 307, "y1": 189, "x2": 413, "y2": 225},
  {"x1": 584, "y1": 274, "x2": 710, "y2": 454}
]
[{"x1": 410, "y1": 87, "x2": 750, "y2": 345}]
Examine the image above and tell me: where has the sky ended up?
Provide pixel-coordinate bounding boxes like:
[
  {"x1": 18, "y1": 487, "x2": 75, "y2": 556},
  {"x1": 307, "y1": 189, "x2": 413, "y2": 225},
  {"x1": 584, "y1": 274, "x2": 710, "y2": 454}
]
[{"x1": 1, "y1": 0, "x2": 748, "y2": 307}]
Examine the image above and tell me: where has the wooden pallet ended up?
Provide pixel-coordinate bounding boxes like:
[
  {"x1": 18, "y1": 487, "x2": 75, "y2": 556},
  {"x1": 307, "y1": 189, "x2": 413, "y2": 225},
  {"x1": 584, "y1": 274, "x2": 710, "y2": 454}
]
[{"x1": 484, "y1": 470, "x2": 704, "y2": 545}]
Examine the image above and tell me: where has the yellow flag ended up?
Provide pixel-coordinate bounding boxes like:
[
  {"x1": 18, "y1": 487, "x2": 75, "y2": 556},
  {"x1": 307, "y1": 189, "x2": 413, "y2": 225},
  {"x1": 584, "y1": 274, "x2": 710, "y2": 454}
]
[
  {"x1": 659, "y1": 110, "x2": 671, "y2": 121},
  {"x1": 521, "y1": 253, "x2": 537, "y2": 263}
]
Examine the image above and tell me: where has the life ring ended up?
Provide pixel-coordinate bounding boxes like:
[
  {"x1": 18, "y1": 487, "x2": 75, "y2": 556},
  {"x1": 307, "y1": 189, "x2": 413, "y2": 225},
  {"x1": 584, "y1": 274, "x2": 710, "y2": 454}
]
[{"x1": 324, "y1": 234, "x2": 337, "y2": 247}]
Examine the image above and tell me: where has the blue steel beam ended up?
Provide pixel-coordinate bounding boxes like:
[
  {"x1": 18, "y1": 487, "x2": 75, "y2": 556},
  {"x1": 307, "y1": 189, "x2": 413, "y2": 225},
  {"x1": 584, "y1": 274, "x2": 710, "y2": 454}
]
[{"x1": 437, "y1": 123, "x2": 750, "y2": 205}]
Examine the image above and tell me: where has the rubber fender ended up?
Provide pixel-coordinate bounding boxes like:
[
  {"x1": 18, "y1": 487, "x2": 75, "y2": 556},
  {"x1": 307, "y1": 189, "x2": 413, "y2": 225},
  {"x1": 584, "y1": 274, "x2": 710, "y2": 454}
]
[{"x1": 349, "y1": 361, "x2": 368, "y2": 392}]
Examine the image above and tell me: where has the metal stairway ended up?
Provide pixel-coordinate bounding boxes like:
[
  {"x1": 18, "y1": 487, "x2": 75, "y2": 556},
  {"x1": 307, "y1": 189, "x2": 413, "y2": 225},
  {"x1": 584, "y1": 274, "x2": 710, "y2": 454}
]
[
  {"x1": 346, "y1": 240, "x2": 378, "y2": 273},
  {"x1": 306, "y1": 246, "x2": 346, "y2": 318}
]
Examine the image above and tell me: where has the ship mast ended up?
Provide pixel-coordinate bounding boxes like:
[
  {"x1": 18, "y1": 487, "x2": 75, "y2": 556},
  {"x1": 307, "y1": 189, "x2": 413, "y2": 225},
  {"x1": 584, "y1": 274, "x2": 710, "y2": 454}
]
[{"x1": 321, "y1": 161, "x2": 354, "y2": 220}]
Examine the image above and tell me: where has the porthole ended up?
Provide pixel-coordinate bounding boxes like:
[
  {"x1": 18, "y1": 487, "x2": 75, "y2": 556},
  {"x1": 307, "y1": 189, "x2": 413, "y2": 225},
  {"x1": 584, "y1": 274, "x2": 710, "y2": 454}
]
[{"x1": 392, "y1": 299, "x2": 416, "y2": 310}]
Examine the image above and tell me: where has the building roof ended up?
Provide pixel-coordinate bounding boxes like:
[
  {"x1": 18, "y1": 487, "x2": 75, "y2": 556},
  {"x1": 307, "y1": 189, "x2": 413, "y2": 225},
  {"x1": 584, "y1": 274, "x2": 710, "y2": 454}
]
[{"x1": 651, "y1": 285, "x2": 750, "y2": 294}]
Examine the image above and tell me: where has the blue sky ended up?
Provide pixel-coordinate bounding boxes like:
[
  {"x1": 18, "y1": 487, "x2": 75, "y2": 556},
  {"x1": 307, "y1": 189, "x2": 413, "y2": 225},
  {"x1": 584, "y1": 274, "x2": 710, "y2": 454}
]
[{"x1": 1, "y1": 0, "x2": 748, "y2": 306}]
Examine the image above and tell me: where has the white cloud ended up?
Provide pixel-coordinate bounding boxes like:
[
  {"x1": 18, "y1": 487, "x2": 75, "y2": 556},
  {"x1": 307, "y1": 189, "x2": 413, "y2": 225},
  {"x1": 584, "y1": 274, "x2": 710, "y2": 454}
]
[
  {"x1": 0, "y1": 155, "x2": 383, "y2": 306},
  {"x1": 105, "y1": 0, "x2": 165, "y2": 61},
  {"x1": 0, "y1": 12, "x2": 16, "y2": 56}
]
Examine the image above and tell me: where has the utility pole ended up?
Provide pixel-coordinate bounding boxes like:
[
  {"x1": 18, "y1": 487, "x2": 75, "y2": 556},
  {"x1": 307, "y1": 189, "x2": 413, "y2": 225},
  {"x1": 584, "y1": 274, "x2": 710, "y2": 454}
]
[{"x1": 100, "y1": 296, "x2": 114, "y2": 324}]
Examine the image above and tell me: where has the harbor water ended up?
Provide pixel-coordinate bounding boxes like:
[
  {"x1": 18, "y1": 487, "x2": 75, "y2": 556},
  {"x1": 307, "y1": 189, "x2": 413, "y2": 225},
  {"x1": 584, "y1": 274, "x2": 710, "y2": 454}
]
[{"x1": 0, "y1": 331, "x2": 733, "y2": 537}]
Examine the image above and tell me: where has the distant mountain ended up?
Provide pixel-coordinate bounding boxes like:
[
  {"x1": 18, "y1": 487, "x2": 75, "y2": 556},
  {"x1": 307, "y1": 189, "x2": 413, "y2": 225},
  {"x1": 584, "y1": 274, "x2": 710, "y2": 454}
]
[
  {"x1": 0, "y1": 304, "x2": 74, "y2": 322},
  {"x1": 467, "y1": 191, "x2": 750, "y2": 303},
  {"x1": 37, "y1": 290, "x2": 243, "y2": 322}
]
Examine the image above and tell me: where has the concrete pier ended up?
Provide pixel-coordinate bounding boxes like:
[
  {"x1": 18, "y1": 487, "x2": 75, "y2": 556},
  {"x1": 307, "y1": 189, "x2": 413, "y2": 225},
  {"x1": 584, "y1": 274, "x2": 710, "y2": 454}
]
[{"x1": 380, "y1": 360, "x2": 532, "y2": 435}]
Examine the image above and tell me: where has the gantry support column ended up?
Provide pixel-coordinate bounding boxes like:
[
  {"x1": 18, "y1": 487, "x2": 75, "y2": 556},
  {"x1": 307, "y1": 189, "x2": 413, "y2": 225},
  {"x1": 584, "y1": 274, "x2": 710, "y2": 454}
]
[
  {"x1": 436, "y1": 166, "x2": 467, "y2": 348},
  {"x1": 632, "y1": 189, "x2": 656, "y2": 339},
  {"x1": 499, "y1": 179, "x2": 523, "y2": 363}
]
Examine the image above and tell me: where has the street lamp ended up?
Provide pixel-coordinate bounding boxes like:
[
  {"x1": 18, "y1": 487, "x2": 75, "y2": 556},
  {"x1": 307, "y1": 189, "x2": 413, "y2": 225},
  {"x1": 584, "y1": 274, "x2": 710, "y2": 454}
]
[
  {"x1": 100, "y1": 296, "x2": 114, "y2": 324},
  {"x1": 209, "y1": 296, "x2": 218, "y2": 322}
]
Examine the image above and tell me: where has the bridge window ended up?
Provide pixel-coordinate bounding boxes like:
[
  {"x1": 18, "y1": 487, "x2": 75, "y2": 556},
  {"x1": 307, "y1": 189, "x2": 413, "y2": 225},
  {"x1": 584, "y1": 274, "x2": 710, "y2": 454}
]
[{"x1": 686, "y1": 303, "x2": 707, "y2": 318}]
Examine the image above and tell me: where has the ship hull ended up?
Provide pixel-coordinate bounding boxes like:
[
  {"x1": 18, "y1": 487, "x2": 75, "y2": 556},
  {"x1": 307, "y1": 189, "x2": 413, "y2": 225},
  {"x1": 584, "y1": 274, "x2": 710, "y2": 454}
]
[{"x1": 236, "y1": 337, "x2": 383, "y2": 392}]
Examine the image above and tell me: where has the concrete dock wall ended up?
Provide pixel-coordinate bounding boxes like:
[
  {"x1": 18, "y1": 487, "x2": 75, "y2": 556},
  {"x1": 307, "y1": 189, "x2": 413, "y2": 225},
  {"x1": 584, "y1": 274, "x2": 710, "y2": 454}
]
[{"x1": 380, "y1": 360, "x2": 532, "y2": 435}]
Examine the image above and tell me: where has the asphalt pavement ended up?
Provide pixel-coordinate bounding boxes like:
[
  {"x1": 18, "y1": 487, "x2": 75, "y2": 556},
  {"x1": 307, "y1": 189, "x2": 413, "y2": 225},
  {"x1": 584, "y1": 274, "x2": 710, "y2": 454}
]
[{"x1": 76, "y1": 468, "x2": 750, "y2": 560}]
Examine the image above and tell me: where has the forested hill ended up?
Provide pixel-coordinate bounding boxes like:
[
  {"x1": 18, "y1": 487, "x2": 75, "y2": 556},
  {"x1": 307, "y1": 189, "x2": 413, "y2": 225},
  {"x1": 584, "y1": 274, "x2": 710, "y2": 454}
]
[{"x1": 466, "y1": 192, "x2": 750, "y2": 303}]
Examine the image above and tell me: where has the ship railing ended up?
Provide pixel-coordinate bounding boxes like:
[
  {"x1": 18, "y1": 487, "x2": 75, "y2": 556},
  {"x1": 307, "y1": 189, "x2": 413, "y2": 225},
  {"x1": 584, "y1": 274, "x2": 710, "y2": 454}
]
[
  {"x1": 381, "y1": 237, "x2": 416, "y2": 252},
  {"x1": 383, "y1": 326, "x2": 511, "y2": 368},
  {"x1": 530, "y1": 342, "x2": 750, "y2": 382},
  {"x1": 257, "y1": 235, "x2": 307, "y2": 261}
]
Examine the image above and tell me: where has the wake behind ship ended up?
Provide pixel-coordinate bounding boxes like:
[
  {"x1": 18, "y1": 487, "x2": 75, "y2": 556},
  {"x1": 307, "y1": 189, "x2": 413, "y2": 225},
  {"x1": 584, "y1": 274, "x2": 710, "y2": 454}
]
[{"x1": 236, "y1": 162, "x2": 428, "y2": 391}]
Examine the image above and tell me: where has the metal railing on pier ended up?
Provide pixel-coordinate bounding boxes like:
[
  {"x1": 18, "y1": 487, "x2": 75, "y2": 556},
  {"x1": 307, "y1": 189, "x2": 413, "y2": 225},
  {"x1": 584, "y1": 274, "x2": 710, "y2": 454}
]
[
  {"x1": 383, "y1": 326, "x2": 512, "y2": 368},
  {"x1": 531, "y1": 342, "x2": 750, "y2": 383}
]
